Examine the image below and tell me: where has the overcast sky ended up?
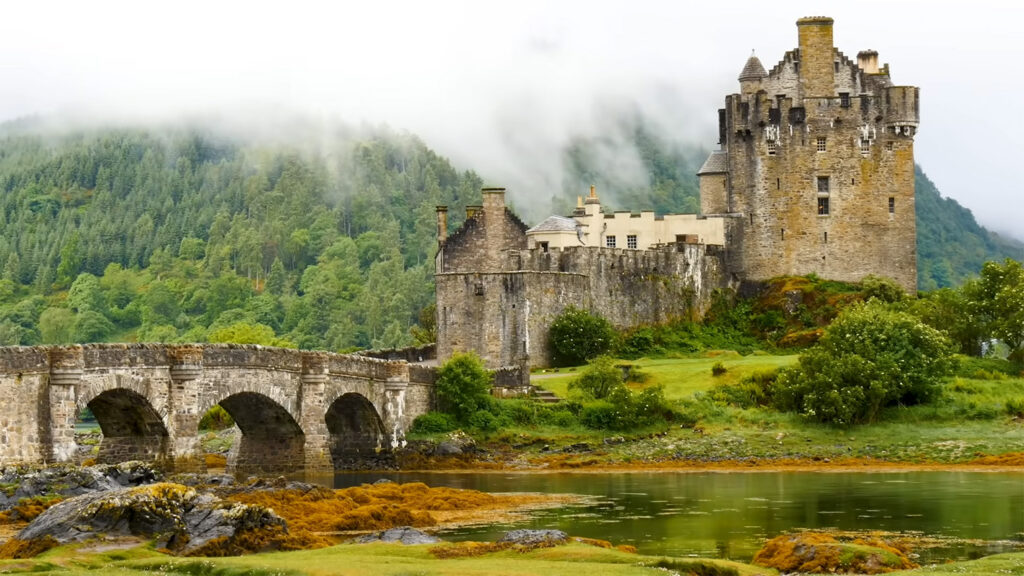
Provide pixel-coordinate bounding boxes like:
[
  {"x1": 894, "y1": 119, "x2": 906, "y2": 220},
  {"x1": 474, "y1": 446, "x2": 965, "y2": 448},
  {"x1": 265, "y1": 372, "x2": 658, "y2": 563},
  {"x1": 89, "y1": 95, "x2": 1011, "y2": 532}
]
[{"x1": 1, "y1": 0, "x2": 1021, "y2": 237}]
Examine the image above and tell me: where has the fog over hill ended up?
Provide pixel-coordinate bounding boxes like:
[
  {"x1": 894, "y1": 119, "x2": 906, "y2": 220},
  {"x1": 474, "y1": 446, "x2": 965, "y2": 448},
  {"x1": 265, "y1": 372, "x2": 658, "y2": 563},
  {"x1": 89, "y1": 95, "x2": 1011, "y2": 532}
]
[{"x1": 0, "y1": 2, "x2": 1022, "y2": 239}]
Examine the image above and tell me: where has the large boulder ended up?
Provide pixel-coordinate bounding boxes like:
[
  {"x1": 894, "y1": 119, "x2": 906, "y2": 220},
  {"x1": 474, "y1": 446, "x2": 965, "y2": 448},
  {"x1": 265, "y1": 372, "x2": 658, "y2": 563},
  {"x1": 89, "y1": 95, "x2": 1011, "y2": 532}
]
[
  {"x1": 0, "y1": 462, "x2": 160, "y2": 513},
  {"x1": 9, "y1": 483, "x2": 284, "y2": 556},
  {"x1": 753, "y1": 532, "x2": 917, "y2": 574}
]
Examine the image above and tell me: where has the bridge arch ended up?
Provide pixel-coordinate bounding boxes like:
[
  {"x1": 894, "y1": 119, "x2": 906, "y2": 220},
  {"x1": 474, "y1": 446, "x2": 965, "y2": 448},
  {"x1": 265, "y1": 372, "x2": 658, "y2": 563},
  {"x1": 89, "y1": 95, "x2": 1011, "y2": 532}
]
[
  {"x1": 80, "y1": 388, "x2": 170, "y2": 465},
  {"x1": 215, "y1": 391, "x2": 305, "y2": 476},
  {"x1": 325, "y1": 392, "x2": 386, "y2": 468}
]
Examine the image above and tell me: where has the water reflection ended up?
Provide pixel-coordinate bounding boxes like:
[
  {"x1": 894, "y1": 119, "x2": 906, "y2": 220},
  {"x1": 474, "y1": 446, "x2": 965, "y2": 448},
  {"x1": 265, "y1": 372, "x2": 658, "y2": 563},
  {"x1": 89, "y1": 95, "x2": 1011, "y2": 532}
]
[{"x1": 333, "y1": 471, "x2": 1024, "y2": 561}]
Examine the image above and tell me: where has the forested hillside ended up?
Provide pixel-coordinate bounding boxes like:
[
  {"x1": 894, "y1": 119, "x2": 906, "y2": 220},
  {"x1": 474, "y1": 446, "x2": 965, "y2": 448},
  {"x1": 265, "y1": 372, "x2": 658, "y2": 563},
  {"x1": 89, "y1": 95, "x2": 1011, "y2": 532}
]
[
  {"x1": 0, "y1": 119, "x2": 1017, "y2": 350},
  {"x1": 0, "y1": 125, "x2": 484, "y2": 349}
]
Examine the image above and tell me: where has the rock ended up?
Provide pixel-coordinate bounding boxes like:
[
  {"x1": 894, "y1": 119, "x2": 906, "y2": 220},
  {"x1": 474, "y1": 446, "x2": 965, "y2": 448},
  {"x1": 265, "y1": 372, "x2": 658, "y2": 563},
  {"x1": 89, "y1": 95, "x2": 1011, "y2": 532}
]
[
  {"x1": 354, "y1": 526, "x2": 441, "y2": 545},
  {"x1": 498, "y1": 529, "x2": 568, "y2": 546},
  {"x1": 373, "y1": 478, "x2": 395, "y2": 485},
  {"x1": 14, "y1": 482, "x2": 285, "y2": 556},
  {"x1": 603, "y1": 436, "x2": 625, "y2": 445},
  {"x1": 436, "y1": 441, "x2": 463, "y2": 456},
  {"x1": 0, "y1": 462, "x2": 161, "y2": 512},
  {"x1": 562, "y1": 443, "x2": 591, "y2": 453}
]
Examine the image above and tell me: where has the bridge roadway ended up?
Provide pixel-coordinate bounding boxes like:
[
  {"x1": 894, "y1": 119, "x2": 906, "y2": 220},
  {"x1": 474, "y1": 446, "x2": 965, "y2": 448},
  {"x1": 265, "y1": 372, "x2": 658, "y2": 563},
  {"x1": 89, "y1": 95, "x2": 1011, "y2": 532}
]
[{"x1": 0, "y1": 344, "x2": 435, "y2": 476}]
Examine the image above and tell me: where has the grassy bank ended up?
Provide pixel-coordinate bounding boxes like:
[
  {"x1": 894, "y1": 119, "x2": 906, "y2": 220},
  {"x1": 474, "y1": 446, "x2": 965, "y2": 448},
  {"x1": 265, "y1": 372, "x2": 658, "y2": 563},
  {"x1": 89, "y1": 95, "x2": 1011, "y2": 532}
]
[
  {"x1": 4, "y1": 538, "x2": 1024, "y2": 575},
  {"x1": 415, "y1": 353, "x2": 1024, "y2": 470}
]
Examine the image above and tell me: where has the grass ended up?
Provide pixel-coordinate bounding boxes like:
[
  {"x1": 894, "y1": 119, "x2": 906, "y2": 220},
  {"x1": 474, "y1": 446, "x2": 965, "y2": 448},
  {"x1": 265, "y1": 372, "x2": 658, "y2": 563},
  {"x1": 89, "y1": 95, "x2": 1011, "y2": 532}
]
[
  {"x1": 0, "y1": 540, "x2": 775, "y2": 576},
  {"x1": 532, "y1": 352, "x2": 798, "y2": 400},
  {"x1": 5, "y1": 539, "x2": 1024, "y2": 576},
  {"x1": 517, "y1": 354, "x2": 1024, "y2": 466}
]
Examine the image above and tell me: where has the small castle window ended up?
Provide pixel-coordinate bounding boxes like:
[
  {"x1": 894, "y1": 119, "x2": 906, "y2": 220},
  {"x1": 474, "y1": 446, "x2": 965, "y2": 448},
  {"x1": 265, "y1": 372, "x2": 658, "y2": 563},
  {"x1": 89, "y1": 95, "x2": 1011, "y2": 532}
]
[
  {"x1": 834, "y1": 61, "x2": 840, "y2": 73},
  {"x1": 817, "y1": 176, "x2": 830, "y2": 194},
  {"x1": 539, "y1": 241, "x2": 549, "y2": 253},
  {"x1": 889, "y1": 197, "x2": 895, "y2": 214},
  {"x1": 816, "y1": 137, "x2": 827, "y2": 152},
  {"x1": 781, "y1": 228, "x2": 785, "y2": 240},
  {"x1": 474, "y1": 282, "x2": 484, "y2": 296},
  {"x1": 606, "y1": 235, "x2": 616, "y2": 248},
  {"x1": 777, "y1": 178, "x2": 781, "y2": 190},
  {"x1": 817, "y1": 197, "x2": 830, "y2": 215},
  {"x1": 860, "y1": 139, "x2": 870, "y2": 155},
  {"x1": 627, "y1": 235, "x2": 638, "y2": 250},
  {"x1": 767, "y1": 140, "x2": 777, "y2": 155},
  {"x1": 824, "y1": 231, "x2": 828, "y2": 243},
  {"x1": 840, "y1": 93, "x2": 850, "y2": 108},
  {"x1": 886, "y1": 141, "x2": 894, "y2": 151}
]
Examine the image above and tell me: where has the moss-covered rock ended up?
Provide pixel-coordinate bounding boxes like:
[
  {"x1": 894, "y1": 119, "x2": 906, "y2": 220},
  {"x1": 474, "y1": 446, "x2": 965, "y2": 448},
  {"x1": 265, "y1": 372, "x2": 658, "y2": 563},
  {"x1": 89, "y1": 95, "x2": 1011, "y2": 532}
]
[
  {"x1": 753, "y1": 531, "x2": 917, "y2": 574},
  {"x1": 5, "y1": 482, "x2": 285, "y2": 558}
]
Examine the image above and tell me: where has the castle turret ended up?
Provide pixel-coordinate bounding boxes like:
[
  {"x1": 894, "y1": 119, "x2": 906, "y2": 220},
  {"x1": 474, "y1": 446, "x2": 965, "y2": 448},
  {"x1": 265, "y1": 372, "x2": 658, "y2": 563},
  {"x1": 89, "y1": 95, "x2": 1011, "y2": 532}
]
[
  {"x1": 738, "y1": 52, "x2": 767, "y2": 94},
  {"x1": 797, "y1": 16, "x2": 836, "y2": 98}
]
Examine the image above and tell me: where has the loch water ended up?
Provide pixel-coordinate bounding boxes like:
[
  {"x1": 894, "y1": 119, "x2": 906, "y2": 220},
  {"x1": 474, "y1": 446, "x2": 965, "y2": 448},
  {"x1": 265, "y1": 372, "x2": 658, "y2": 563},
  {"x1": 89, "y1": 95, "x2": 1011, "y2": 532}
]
[{"x1": 335, "y1": 470, "x2": 1024, "y2": 562}]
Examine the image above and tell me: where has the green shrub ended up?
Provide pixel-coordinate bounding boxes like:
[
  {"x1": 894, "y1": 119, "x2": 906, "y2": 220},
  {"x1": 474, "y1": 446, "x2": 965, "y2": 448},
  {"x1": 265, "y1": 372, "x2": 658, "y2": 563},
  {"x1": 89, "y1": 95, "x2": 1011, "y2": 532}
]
[
  {"x1": 580, "y1": 400, "x2": 618, "y2": 429},
  {"x1": 568, "y1": 356, "x2": 623, "y2": 400},
  {"x1": 711, "y1": 362, "x2": 727, "y2": 377},
  {"x1": 411, "y1": 411, "x2": 458, "y2": 434},
  {"x1": 860, "y1": 275, "x2": 907, "y2": 303},
  {"x1": 774, "y1": 302, "x2": 957, "y2": 425},
  {"x1": 435, "y1": 352, "x2": 493, "y2": 423},
  {"x1": 1006, "y1": 398, "x2": 1024, "y2": 418},
  {"x1": 617, "y1": 327, "x2": 656, "y2": 358},
  {"x1": 199, "y1": 405, "x2": 235, "y2": 431},
  {"x1": 468, "y1": 410, "x2": 501, "y2": 432},
  {"x1": 548, "y1": 307, "x2": 616, "y2": 366},
  {"x1": 711, "y1": 369, "x2": 778, "y2": 408}
]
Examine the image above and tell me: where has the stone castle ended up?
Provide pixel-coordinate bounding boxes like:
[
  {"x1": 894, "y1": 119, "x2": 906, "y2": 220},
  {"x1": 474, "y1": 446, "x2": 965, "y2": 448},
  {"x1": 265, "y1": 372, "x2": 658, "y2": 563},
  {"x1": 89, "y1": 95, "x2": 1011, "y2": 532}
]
[{"x1": 435, "y1": 17, "x2": 918, "y2": 372}]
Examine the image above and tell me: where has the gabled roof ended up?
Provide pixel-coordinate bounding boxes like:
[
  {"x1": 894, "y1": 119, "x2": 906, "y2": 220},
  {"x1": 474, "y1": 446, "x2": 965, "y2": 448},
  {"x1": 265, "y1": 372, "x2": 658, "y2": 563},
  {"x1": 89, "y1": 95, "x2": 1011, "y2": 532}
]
[
  {"x1": 738, "y1": 54, "x2": 768, "y2": 81},
  {"x1": 526, "y1": 215, "x2": 579, "y2": 234},
  {"x1": 697, "y1": 150, "x2": 728, "y2": 175}
]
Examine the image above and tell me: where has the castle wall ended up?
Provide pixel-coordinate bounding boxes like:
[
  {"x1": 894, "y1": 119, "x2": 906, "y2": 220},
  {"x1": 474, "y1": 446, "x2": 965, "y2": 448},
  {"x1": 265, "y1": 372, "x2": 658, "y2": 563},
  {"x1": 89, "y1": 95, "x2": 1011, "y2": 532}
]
[{"x1": 437, "y1": 245, "x2": 727, "y2": 368}]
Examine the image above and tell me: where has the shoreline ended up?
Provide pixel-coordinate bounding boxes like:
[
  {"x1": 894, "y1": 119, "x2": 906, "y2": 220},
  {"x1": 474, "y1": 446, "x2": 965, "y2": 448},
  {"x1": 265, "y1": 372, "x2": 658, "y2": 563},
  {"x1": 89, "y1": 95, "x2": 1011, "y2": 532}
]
[{"x1": 362, "y1": 456, "x2": 1024, "y2": 475}]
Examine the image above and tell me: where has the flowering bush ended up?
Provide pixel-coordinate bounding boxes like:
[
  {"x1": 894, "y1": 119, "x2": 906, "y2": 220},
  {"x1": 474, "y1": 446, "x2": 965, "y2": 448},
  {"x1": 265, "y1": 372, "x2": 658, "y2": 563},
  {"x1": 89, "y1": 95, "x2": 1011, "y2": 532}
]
[{"x1": 548, "y1": 307, "x2": 616, "y2": 366}]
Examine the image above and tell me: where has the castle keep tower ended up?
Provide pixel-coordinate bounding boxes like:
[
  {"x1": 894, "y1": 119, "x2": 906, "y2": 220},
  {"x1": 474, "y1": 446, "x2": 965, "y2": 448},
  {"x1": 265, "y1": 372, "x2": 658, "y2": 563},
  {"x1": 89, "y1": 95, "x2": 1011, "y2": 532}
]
[{"x1": 699, "y1": 17, "x2": 919, "y2": 292}]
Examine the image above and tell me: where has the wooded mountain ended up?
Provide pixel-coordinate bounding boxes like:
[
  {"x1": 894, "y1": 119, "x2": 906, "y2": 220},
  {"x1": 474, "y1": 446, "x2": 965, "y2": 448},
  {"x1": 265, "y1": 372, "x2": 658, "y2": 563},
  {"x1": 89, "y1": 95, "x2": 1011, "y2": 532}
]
[{"x1": 0, "y1": 118, "x2": 1017, "y2": 349}]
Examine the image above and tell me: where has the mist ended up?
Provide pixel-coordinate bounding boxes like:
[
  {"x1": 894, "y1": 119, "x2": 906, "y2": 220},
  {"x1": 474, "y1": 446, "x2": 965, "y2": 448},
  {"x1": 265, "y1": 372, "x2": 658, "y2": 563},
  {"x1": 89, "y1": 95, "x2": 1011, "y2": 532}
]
[{"x1": 1, "y1": 1, "x2": 1022, "y2": 236}]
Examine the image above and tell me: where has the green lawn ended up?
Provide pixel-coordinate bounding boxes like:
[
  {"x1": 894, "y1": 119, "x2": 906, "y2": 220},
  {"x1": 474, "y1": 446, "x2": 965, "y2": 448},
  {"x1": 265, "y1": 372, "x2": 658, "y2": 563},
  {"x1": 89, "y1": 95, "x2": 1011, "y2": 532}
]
[{"x1": 533, "y1": 352, "x2": 798, "y2": 400}]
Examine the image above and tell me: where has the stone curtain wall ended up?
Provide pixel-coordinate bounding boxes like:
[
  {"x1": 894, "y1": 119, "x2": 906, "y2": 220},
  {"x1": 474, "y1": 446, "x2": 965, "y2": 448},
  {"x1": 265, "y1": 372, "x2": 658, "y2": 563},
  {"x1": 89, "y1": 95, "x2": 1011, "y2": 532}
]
[
  {"x1": 437, "y1": 245, "x2": 727, "y2": 368},
  {"x1": 0, "y1": 344, "x2": 434, "y2": 476}
]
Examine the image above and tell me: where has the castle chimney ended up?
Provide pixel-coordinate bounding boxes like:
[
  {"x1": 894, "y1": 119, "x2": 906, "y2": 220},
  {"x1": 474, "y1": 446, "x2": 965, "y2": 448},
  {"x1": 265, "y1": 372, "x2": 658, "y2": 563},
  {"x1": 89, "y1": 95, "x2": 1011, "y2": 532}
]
[
  {"x1": 796, "y1": 16, "x2": 836, "y2": 98},
  {"x1": 585, "y1": 184, "x2": 601, "y2": 205},
  {"x1": 466, "y1": 205, "x2": 482, "y2": 219},
  {"x1": 482, "y1": 187, "x2": 506, "y2": 216},
  {"x1": 857, "y1": 50, "x2": 879, "y2": 74},
  {"x1": 436, "y1": 206, "x2": 448, "y2": 243}
]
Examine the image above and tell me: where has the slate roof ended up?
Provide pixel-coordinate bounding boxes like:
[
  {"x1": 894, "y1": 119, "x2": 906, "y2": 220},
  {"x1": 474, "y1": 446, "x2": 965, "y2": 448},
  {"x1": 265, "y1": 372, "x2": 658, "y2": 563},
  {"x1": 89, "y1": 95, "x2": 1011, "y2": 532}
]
[
  {"x1": 738, "y1": 54, "x2": 768, "y2": 81},
  {"x1": 697, "y1": 150, "x2": 729, "y2": 175},
  {"x1": 526, "y1": 215, "x2": 579, "y2": 233}
]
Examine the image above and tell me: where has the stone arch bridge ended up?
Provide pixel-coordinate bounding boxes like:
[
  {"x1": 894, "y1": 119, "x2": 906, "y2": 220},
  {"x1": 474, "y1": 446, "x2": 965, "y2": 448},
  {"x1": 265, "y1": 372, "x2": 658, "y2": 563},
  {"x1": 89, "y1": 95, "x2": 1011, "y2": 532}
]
[{"x1": 0, "y1": 344, "x2": 435, "y2": 476}]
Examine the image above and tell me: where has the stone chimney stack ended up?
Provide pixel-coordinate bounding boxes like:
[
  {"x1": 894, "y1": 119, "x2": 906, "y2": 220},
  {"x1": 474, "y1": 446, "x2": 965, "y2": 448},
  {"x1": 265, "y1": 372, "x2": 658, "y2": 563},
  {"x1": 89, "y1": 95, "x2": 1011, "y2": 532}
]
[
  {"x1": 857, "y1": 49, "x2": 879, "y2": 74},
  {"x1": 796, "y1": 16, "x2": 836, "y2": 97},
  {"x1": 436, "y1": 206, "x2": 448, "y2": 243}
]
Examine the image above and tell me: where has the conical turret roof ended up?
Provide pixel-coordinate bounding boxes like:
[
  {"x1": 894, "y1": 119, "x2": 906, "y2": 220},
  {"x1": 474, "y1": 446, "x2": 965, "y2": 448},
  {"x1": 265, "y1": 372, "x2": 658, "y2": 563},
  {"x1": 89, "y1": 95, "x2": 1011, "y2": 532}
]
[{"x1": 738, "y1": 52, "x2": 767, "y2": 82}]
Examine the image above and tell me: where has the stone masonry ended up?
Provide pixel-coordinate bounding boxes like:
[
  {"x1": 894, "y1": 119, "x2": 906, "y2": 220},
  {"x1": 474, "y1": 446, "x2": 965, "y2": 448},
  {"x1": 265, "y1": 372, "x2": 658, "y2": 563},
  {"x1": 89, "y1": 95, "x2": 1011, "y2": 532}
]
[
  {"x1": 699, "y1": 16, "x2": 919, "y2": 292},
  {"x1": 0, "y1": 344, "x2": 434, "y2": 477},
  {"x1": 435, "y1": 189, "x2": 727, "y2": 370}
]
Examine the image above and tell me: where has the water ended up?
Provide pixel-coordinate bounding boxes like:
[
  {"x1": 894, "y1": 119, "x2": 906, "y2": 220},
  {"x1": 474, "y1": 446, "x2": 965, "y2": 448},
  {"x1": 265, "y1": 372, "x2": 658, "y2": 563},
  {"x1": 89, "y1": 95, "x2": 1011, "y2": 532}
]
[{"x1": 334, "y1": 470, "x2": 1024, "y2": 561}]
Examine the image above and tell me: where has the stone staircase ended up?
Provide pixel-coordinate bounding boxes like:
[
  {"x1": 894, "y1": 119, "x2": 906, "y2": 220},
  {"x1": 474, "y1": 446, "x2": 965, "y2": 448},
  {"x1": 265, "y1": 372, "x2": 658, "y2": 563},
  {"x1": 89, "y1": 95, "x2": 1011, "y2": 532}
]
[{"x1": 532, "y1": 387, "x2": 561, "y2": 404}]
